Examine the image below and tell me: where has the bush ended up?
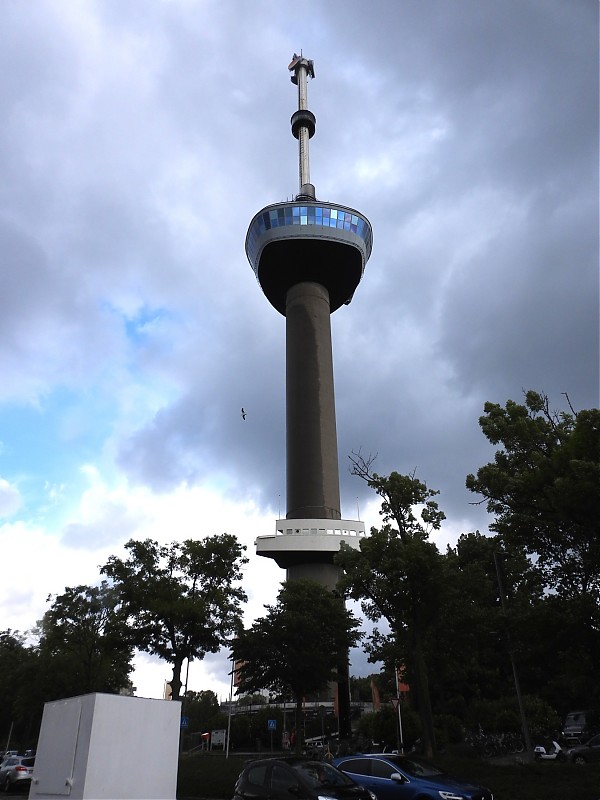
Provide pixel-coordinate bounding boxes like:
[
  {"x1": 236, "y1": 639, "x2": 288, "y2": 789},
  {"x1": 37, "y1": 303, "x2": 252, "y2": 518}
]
[
  {"x1": 355, "y1": 705, "x2": 422, "y2": 751},
  {"x1": 434, "y1": 714, "x2": 464, "y2": 747},
  {"x1": 463, "y1": 694, "x2": 561, "y2": 740},
  {"x1": 523, "y1": 696, "x2": 561, "y2": 739}
]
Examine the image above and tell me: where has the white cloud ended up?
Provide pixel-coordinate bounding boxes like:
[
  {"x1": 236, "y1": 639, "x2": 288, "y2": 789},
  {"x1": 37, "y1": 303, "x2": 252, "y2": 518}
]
[{"x1": 0, "y1": 477, "x2": 22, "y2": 517}]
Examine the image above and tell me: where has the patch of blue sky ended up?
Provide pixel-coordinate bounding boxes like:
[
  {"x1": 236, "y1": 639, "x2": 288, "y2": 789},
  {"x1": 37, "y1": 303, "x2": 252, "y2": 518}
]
[
  {"x1": 121, "y1": 304, "x2": 181, "y2": 351},
  {"x1": 0, "y1": 386, "x2": 115, "y2": 525}
]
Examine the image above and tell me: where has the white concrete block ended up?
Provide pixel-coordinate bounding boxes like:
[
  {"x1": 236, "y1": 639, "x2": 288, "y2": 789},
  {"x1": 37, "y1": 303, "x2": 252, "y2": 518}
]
[{"x1": 30, "y1": 693, "x2": 181, "y2": 799}]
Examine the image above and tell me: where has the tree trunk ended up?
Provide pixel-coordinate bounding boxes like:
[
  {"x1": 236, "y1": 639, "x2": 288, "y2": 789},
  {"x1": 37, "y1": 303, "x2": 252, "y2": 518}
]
[
  {"x1": 413, "y1": 637, "x2": 436, "y2": 758},
  {"x1": 337, "y1": 653, "x2": 352, "y2": 740},
  {"x1": 170, "y1": 655, "x2": 184, "y2": 701}
]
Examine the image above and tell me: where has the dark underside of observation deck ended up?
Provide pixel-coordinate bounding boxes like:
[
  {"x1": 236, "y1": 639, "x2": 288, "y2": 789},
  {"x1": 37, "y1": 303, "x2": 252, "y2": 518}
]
[{"x1": 257, "y1": 239, "x2": 363, "y2": 315}]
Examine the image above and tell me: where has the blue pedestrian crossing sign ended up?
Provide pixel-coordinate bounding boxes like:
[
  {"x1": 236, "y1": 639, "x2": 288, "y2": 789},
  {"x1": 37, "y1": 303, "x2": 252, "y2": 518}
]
[
  {"x1": 268, "y1": 719, "x2": 277, "y2": 731},
  {"x1": 180, "y1": 716, "x2": 189, "y2": 729}
]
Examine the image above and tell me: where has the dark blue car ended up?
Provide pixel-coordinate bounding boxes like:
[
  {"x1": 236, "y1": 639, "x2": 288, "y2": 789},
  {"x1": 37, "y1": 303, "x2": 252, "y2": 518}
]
[{"x1": 333, "y1": 753, "x2": 493, "y2": 800}]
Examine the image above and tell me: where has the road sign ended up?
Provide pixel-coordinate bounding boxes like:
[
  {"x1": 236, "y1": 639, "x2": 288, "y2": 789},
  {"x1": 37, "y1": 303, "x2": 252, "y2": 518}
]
[
  {"x1": 180, "y1": 716, "x2": 189, "y2": 729},
  {"x1": 268, "y1": 719, "x2": 277, "y2": 731}
]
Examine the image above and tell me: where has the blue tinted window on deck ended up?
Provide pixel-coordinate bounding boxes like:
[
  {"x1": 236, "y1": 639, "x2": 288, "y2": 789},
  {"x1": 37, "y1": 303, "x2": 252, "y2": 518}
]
[{"x1": 247, "y1": 203, "x2": 372, "y2": 272}]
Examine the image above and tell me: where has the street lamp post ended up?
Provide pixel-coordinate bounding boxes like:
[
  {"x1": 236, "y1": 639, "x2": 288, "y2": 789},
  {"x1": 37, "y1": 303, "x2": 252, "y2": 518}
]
[
  {"x1": 493, "y1": 552, "x2": 532, "y2": 756},
  {"x1": 393, "y1": 667, "x2": 404, "y2": 754}
]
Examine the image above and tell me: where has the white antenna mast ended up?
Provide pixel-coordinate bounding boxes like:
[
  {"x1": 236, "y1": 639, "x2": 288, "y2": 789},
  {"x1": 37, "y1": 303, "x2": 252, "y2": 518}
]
[{"x1": 288, "y1": 53, "x2": 316, "y2": 199}]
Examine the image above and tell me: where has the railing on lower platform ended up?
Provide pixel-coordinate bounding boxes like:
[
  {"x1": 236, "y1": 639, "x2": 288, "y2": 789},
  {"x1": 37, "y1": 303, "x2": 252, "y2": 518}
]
[{"x1": 274, "y1": 519, "x2": 366, "y2": 538}]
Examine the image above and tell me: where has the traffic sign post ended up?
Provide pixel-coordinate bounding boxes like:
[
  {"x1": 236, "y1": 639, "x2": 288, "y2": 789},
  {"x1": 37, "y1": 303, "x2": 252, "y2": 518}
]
[
  {"x1": 390, "y1": 694, "x2": 403, "y2": 754},
  {"x1": 268, "y1": 719, "x2": 277, "y2": 752}
]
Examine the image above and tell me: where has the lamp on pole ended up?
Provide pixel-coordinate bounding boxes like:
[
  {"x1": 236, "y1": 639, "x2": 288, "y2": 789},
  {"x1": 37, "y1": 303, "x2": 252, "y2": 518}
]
[
  {"x1": 493, "y1": 551, "x2": 532, "y2": 756},
  {"x1": 393, "y1": 667, "x2": 405, "y2": 754},
  {"x1": 226, "y1": 657, "x2": 235, "y2": 759}
]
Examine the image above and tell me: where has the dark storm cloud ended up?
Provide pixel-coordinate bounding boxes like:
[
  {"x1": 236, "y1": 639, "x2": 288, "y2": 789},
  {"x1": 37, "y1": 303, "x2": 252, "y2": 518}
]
[
  {"x1": 115, "y1": 0, "x2": 597, "y2": 535},
  {"x1": 308, "y1": 0, "x2": 599, "y2": 525},
  {"x1": 0, "y1": 0, "x2": 596, "y2": 544}
]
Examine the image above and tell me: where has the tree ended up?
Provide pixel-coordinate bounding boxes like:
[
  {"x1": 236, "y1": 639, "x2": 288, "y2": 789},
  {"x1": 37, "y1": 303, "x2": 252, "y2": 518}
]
[
  {"x1": 0, "y1": 587, "x2": 134, "y2": 749},
  {"x1": 466, "y1": 392, "x2": 600, "y2": 716},
  {"x1": 102, "y1": 535, "x2": 247, "y2": 700},
  {"x1": 37, "y1": 581, "x2": 134, "y2": 697},
  {"x1": 516, "y1": 592, "x2": 600, "y2": 712},
  {"x1": 466, "y1": 391, "x2": 600, "y2": 598},
  {"x1": 0, "y1": 630, "x2": 36, "y2": 749},
  {"x1": 183, "y1": 689, "x2": 226, "y2": 741},
  {"x1": 356, "y1": 704, "x2": 421, "y2": 751},
  {"x1": 237, "y1": 693, "x2": 267, "y2": 706},
  {"x1": 232, "y1": 579, "x2": 362, "y2": 752},
  {"x1": 335, "y1": 454, "x2": 446, "y2": 757},
  {"x1": 427, "y1": 532, "x2": 549, "y2": 744}
]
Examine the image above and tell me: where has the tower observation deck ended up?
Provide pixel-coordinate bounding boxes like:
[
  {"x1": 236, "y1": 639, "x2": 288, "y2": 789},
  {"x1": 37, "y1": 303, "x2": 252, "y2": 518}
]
[{"x1": 245, "y1": 55, "x2": 372, "y2": 591}]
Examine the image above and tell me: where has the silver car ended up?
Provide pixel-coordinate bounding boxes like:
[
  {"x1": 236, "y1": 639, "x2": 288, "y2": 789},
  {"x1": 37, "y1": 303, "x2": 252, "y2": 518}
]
[{"x1": 0, "y1": 755, "x2": 35, "y2": 792}]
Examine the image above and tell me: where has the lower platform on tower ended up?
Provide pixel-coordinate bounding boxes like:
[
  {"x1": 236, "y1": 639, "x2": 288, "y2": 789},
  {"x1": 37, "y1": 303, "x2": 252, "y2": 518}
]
[{"x1": 255, "y1": 518, "x2": 366, "y2": 569}]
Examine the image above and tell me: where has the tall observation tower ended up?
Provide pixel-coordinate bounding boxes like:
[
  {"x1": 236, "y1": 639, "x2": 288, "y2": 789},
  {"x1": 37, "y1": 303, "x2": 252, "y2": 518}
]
[{"x1": 245, "y1": 56, "x2": 372, "y2": 735}]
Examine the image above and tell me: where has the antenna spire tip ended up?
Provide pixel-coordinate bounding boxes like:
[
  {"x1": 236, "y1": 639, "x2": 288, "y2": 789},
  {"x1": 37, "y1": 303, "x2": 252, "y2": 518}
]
[{"x1": 288, "y1": 53, "x2": 315, "y2": 82}]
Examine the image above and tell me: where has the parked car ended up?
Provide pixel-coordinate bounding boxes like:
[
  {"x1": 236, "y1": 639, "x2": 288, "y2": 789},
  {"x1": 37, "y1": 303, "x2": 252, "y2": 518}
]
[
  {"x1": 0, "y1": 755, "x2": 35, "y2": 792},
  {"x1": 562, "y1": 710, "x2": 598, "y2": 743},
  {"x1": 234, "y1": 757, "x2": 377, "y2": 800},
  {"x1": 333, "y1": 753, "x2": 493, "y2": 800},
  {"x1": 566, "y1": 734, "x2": 600, "y2": 765},
  {"x1": 0, "y1": 756, "x2": 19, "y2": 784}
]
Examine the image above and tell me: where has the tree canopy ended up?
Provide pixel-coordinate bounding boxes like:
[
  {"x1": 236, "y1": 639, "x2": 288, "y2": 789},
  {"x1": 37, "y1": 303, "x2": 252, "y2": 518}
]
[
  {"x1": 232, "y1": 579, "x2": 362, "y2": 750},
  {"x1": 0, "y1": 584, "x2": 135, "y2": 751},
  {"x1": 466, "y1": 391, "x2": 600, "y2": 598},
  {"x1": 182, "y1": 689, "x2": 226, "y2": 740},
  {"x1": 336, "y1": 454, "x2": 446, "y2": 757},
  {"x1": 37, "y1": 581, "x2": 134, "y2": 696},
  {"x1": 102, "y1": 534, "x2": 247, "y2": 699},
  {"x1": 0, "y1": 631, "x2": 37, "y2": 749}
]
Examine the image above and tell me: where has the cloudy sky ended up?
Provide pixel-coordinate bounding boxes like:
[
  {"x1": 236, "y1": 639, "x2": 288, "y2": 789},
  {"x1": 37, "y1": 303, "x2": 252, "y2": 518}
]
[{"x1": 1, "y1": 0, "x2": 597, "y2": 701}]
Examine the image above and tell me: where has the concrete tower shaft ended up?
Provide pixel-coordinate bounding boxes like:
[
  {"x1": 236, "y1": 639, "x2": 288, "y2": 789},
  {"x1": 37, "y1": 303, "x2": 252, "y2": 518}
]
[{"x1": 286, "y1": 281, "x2": 340, "y2": 521}]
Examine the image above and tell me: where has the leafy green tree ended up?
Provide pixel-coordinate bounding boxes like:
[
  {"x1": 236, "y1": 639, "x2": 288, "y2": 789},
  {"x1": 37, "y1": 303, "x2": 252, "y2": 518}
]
[
  {"x1": 102, "y1": 535, "x2": 247, "y2": 700},
  {"x1": 511, "y1": 591, "x2": 600, "y2": 713},
  {"x1": 466, "y1": 391, "x2": 600, "y2": 598},
  {"x1": 37, "y1": 581, "x2": 134, "y2": 696},
  {"x1": 237, "y1": 693, "x2": 267, "y2": 706},
  {"x1": 228, "y1": 704, "x2": 287, "y2": 751},
  {"x1": 0, "y1": 630, "x2": 25, "y2": 726},
  {"x1": 232, "y1": 579, "x2": 362, "y2": 753},
  {"x1": 466, "y1": 392, "x2": 600, "y2": 715},
  {"x1": 350, "y1": 675, "x2": 377, "y2": 703},
  {"x1": 336, "y1": 454, "x2": 446, "y2": 757},
  {"x1": 1, "y1": 586, "x2": 134, "y2": 749},
  {"x1": 356, "y1": 705, "x2": 399, "y2": 749},
  {"x1": 428, "y1": 533, "x2": 541, "y2": 719},
  {"x1": 0, "y1": 630, "x2": 36, "y2": 749},
  {"x1": 430, "y1": 535, "x2": 535, "y2": 746},
  {"x1": 356, "y1": 705, "x2": 422, "y2": 751},
  {"x1": 183, "y1": 689, "x2": 226, "y2": 740},
  {"x1": 429, "y1": 531, "x2": 599, "y2": 729}
]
